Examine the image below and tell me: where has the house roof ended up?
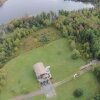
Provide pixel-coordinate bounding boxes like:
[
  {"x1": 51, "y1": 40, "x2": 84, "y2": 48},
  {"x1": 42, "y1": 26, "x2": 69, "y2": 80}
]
[{"x1": 33, "y1": 62, "x2": 46, "y2": 76}]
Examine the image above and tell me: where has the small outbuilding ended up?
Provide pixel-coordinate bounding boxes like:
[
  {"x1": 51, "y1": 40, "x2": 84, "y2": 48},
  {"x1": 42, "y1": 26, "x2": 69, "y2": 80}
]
[
  {"x1": 33, "y1": 62, "x2": 56, "y2": 98},
  {"x1": 33, "y1": 62, "x2": 46, "y2": 77},
  {"x1": 33, "y1": 62, "x2": 52, "y2": 84}
]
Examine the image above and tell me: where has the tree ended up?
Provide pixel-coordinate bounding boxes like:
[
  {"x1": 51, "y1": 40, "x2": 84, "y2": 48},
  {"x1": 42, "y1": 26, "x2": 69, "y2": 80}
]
[
  {"x1": 73, "y1": 89, "x2": 83, "y2": 97},
  {"x1": 62, "y1": 26, "x2": 68, "y2": 37},
  {"x1": 94, "y1": 66, "x2": 100, "y2": 82},
  {"x1": 43, "y1": 19, "x2": 51, "y2": 26}
]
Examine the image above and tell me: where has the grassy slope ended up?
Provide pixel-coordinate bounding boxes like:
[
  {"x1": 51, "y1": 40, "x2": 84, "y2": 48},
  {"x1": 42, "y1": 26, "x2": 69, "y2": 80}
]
[{"x1": 0, "y1": 38, "x2": 98, "y2": 100}]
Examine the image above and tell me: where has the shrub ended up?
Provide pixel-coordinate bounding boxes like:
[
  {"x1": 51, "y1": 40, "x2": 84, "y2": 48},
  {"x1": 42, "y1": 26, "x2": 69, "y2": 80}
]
[
  {"x1": 73, "y1": 89, "x2": 83, "y2": 97},
  {"x1": 39, "y1": 34, "x2": 49, "y2": 44}
]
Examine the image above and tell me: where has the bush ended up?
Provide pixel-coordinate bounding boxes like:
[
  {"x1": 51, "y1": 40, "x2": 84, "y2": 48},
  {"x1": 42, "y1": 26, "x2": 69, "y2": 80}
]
[
  {"x1": 73, "y1": 89, "x2": 83, "y2": 97},
  {"x1": 72, "y1": 49, "x2": 80, "y2": 59},
  {"x1": 39, "y1": 34, "x2": 49, "y2": 44},
  {"x1": 70, "y1": 40, "x2": 76, "y2": 50}
]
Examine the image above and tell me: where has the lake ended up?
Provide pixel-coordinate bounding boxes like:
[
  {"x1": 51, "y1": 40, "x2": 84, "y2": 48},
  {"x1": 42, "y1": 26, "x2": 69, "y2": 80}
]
[{"x1": 0, "y1": 0, "x2": 94, "y2": 25}]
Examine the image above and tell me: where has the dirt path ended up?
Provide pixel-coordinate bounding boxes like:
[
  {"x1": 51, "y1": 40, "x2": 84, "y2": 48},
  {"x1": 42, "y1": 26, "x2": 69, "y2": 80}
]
[
  {"x1": 10, "y1": 60, "x2": 100, "y2": 100},
  {"x1": 10, "y1": 90, "x2": 43, "y2": 100}
]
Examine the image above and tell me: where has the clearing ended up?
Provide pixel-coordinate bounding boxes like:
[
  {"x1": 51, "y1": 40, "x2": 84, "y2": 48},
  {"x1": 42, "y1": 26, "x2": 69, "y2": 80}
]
[{"x1": 0, "y1": 38, "x2": 99, "y2": 100}]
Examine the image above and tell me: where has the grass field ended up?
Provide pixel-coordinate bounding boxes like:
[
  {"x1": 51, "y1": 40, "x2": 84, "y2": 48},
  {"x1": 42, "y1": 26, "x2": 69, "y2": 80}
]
[{"x1": 0, "y1": 38, "x2": 99, "y2": 100}]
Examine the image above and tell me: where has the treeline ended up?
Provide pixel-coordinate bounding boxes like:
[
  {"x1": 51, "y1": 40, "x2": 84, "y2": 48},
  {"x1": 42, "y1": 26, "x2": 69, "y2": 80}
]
[
  {"x1": 64, "y1": 0, "x2": 100, "y2": 4},
  {"x1": 76, "y1": 0, "x2": 100, "y2": 3},
  {"x1": 0, "y1": 11, "x2": 56, "y2": 37},
  {"x1": 67, "y1": 0, "x2": 100, "y2": 8},
  {"x1": 0, "y1": 8, "x2": 100, "y2": 68},
  {"x1": 0, "y1": 8, "x2": 100, "y2": 67},
  {"x1": 54, "y1": 8, "x2": 100, "y2": 59},
  {"x1": 77, "y1": 0, "x2": 100, "y2": 8}
]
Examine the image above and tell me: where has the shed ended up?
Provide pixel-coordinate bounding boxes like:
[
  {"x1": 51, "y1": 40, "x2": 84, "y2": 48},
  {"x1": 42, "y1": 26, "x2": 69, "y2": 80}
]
[{"x1": 33, "y1": 62, "x2": 46, "y2": 77}]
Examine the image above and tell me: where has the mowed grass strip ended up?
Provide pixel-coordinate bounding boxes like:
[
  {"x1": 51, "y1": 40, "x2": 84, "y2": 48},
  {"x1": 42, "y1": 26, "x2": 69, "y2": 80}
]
[{"x1": 0, "y1": 38, "x2": 94, "y2": 100}]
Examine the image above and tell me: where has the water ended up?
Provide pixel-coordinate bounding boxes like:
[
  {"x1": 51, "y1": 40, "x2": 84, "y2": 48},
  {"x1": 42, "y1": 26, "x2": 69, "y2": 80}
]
[{"x1": 0, "y1": 0, "x2": 94, "y2": 25}]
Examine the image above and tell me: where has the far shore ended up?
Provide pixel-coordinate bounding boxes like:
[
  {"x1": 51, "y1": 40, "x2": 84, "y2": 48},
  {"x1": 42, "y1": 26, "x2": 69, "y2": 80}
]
[{"x1": 0, "y1": 0, "x2": 7, "y2": 7}]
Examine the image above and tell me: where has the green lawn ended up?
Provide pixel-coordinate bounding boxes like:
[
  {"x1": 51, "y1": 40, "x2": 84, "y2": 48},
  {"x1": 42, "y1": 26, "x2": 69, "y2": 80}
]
[
  {"x1": 0, "y1": 38, "x2": 99, "y2": 100},
  {"x1": 29, "y1": 72, "x2": 99, "y2": 100}
]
